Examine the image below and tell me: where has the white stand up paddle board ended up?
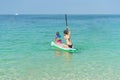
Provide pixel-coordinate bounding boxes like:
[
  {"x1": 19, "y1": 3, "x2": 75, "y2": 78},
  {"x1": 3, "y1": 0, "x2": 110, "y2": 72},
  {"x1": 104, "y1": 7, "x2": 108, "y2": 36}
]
[{"x1": 51, "y1": 41, "x2": 77, "y2": 52}]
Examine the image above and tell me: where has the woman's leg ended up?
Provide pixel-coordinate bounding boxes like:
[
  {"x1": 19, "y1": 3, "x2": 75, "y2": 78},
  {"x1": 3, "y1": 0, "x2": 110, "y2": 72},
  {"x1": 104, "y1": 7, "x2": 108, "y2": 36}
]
[{"x1": 63, "y1": 44, "x2": 68, "y2": 48}]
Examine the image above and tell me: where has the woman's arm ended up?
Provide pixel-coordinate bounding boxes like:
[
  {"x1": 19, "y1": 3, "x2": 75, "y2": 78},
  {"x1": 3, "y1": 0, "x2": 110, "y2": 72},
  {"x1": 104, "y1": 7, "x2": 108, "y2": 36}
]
[{"x1": 66, "y1": 26, "x2": 71, "y2": 35}]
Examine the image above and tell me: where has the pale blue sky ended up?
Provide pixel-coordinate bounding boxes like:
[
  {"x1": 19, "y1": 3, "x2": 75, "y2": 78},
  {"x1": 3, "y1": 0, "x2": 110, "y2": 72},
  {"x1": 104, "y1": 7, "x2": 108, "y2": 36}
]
[{"x1": 0, "y1": 0, "x2": 120, "y2": 14}]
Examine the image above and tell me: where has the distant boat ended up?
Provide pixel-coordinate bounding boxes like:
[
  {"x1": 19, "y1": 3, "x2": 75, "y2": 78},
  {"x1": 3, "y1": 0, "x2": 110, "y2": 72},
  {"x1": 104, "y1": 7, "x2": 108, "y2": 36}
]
[{"x1": 15, "y1": 13, "x2": 19, "y2": 15}]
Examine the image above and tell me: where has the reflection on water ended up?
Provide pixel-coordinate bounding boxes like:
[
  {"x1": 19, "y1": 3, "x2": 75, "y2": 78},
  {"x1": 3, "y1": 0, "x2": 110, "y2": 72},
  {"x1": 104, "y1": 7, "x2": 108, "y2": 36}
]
[{"x1": 54, "y1": 49, "x2": 72, "y2": 62}]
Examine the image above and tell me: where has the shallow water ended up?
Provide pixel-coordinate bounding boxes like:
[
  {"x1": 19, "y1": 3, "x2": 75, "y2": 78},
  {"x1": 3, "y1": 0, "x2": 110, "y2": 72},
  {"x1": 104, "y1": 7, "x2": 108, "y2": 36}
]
[{"x1": 0, "y1": 15, "x2": 120, "y2": 80}]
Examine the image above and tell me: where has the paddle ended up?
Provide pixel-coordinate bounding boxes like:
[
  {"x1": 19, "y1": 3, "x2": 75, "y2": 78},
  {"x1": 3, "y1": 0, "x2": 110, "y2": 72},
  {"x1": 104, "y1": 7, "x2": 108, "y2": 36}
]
[
  {"x1": 65, "y1": 14, "x2": 69, "y2": 31},
  {"x1": 65, "y1": 14, "x2": 68, "y2": 27}
]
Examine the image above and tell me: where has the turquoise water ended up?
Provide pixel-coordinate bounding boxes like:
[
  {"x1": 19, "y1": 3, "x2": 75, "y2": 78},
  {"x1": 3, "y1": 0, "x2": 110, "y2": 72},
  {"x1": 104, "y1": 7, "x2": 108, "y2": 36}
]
[{"x1": 0, "y1": 15, "x2": 120, "y2": 80}]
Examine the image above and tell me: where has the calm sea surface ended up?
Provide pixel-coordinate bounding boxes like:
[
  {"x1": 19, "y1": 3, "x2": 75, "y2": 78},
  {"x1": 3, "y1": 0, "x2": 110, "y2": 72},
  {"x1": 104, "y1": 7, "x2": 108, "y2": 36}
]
[{"x1": 0, "y1": 15, "x2": 120, "y2": 80}]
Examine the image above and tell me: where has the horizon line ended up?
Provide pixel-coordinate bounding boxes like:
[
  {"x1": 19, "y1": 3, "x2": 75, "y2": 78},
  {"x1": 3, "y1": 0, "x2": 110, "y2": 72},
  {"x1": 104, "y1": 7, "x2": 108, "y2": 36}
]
[{"x1": 0, "y1": 13, "x2": 120, "y2": 15}]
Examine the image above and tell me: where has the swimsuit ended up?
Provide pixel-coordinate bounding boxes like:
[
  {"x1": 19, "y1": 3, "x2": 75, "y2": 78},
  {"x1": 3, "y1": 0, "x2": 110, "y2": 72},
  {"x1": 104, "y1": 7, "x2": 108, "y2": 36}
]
[
  {"x1": 68, "y1": 44, "x2": 73, "y2": 48},
  {"x1": 57, "y1": 40, "x2": 62, "y2": 43},
  {"x1": 56, "y1": 35, "x2": 62, "y2": 43}
]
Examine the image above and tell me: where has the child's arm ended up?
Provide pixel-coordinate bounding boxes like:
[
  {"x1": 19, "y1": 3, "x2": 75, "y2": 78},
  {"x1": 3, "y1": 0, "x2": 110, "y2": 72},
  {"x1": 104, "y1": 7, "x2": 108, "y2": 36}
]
[{"x1": 55, "y1": 36, "x2": 57, "y2": 42}]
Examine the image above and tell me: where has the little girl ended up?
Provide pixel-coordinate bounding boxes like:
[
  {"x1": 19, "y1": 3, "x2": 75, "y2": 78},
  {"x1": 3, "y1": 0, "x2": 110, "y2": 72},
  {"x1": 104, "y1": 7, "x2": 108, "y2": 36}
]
[{"x1": 55, "y1": 32, "x2": 62, "y2": 44}]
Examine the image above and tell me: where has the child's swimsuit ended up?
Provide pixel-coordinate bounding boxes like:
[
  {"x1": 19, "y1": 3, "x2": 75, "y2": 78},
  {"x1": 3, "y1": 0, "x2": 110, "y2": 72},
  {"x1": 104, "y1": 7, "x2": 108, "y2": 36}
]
[
  {"x1": 57, "y1": 40, "x2": 62, "y2": 43},
  {"x1": 56, "y1": 35, "x2": 62, "y2": 43}
]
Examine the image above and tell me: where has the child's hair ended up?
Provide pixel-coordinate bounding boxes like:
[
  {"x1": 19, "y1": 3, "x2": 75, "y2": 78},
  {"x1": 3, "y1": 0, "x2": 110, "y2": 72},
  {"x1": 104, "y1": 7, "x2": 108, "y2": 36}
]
[{"x1": 56, "y1": 32, "x2": 59, "y2": 35}]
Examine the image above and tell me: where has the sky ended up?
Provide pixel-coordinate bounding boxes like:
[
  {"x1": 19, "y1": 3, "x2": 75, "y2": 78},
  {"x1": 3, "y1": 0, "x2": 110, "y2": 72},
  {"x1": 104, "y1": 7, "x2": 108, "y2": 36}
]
[{"x1": 0, "y1": 0, "x2": 120, "y2": 14}]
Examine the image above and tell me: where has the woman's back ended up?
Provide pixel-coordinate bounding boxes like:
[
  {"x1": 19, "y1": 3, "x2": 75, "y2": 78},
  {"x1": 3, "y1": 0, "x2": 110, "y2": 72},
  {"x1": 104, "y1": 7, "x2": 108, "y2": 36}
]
[{"x1": 64, "y1": 33, "x2": 72, "y2": 45}]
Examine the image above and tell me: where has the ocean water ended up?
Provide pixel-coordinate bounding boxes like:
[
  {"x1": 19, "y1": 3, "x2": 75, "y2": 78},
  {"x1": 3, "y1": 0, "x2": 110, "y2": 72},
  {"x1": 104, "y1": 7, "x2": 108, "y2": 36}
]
[{"x1": 0, "y1": 15, "x2": 120, "y2": 80}]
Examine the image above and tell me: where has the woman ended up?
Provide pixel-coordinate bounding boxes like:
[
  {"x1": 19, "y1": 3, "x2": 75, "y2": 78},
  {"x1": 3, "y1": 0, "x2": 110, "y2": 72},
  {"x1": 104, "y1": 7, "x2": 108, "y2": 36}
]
[{"x1": 63, "y1": 27, "x2": 73, "y2": 48}]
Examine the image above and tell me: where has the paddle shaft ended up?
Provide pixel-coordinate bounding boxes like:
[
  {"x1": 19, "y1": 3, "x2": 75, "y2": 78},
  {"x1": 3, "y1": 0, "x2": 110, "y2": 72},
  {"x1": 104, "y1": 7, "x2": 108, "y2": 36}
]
[{"x1": 65, "y1": 14, "x2": 68, "y2": 27}]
